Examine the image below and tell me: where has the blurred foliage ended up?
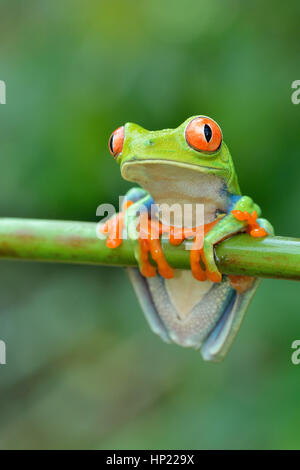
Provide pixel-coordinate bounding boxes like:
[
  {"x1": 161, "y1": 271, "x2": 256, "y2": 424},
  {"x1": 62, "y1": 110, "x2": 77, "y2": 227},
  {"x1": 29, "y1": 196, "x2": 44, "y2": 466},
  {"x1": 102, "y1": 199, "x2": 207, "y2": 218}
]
[{"x1": 0, "y1": 0, "x2": 299, "y2": 450}]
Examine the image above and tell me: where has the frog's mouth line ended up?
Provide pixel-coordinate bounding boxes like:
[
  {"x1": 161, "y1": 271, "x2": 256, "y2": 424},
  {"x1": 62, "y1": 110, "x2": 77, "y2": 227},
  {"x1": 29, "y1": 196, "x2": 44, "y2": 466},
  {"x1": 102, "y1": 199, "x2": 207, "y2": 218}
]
[{"x1": 121, "y1": 159, "x2": 224, "y2": 180}]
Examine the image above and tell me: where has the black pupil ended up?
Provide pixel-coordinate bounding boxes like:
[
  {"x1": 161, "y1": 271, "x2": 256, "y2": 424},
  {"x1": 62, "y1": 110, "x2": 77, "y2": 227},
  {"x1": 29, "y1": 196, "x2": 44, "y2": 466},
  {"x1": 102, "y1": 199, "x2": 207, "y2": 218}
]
[
  {"x1": 204, "y1": 124, "x2": 212, "y2": 142},
  {"x1": 109, "y1": 135, "x2": 114, "y2": 153}
]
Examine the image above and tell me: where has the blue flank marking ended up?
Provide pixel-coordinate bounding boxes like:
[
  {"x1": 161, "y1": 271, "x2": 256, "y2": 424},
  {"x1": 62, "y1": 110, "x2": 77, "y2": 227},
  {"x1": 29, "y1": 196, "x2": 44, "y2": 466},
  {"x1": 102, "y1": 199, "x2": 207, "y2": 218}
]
[
  {"x1": 228, "y1": 194, "x2": 242, "y2": 212},
  {"x1": 124, "y1": 187, "x2": 148, "y2": 203},
  {"x1": 124, "y1": 188, "x2": 155, "y2": 215},
  {"x1": 218, "y1": 183, "x2": 241, "y2": 213}
]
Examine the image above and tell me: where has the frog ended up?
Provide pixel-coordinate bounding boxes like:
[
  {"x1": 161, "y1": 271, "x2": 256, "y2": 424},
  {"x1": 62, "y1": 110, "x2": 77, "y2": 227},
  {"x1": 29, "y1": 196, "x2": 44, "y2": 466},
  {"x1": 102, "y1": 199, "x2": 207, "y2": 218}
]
[{"x1": 101, "y1": 116, "x2": 274, "y2": 361}]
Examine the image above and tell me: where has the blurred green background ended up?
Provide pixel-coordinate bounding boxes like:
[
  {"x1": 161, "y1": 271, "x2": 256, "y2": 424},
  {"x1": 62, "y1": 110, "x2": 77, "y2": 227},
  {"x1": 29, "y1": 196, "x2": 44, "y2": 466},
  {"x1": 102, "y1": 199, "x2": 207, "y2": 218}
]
[{"x1": 0, "y1": 0, "x2": 299, "y2": 450}]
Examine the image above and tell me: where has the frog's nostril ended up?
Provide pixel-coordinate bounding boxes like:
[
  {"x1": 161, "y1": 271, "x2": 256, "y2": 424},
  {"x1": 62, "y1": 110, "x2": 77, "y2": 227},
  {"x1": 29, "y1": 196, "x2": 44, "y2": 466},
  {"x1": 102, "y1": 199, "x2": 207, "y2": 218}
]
[{"x1": 108, "y1": 126, "x2": 125, "y2": 158}]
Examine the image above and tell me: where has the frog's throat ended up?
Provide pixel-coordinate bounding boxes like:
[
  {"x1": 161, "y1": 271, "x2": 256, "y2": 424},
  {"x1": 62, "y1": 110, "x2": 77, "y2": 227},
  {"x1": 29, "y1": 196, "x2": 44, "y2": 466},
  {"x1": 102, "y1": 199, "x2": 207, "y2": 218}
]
[
  {"x1": 121, "y1": 159, "x2": 231, "y2": 226},
  {"x1": 121, "y1": 159, "x2": 229, "y2": 182}
]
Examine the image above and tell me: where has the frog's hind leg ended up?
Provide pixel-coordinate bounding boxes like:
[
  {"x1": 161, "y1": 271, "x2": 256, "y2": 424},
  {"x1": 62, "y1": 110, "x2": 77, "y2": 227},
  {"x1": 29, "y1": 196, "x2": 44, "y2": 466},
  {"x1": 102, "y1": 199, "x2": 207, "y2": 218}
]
[
  {"x1": 127, "y1": 267, "x2": 171, "y2": 343},
  {"x1": 127, "y1": 267, "x2": 259, "y2": 362},
  {"x1": 201, "y1": 216, "x2": 274, "y2": 361},
  {"x1": 201, "y1": 278, "x2": 260, "y2": 361}
]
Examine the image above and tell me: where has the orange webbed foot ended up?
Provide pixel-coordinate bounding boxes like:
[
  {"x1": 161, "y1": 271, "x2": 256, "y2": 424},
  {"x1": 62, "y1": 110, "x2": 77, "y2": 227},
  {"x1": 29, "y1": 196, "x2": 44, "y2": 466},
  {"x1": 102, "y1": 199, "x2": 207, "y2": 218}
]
[
  {"x1": 138, "y1": 213, "x2": 174, "y2": 279},
  {"x1": 100, "y1": 200, "x2": 133, "y2": 248},
  {"x1": 190, "y1": 230, "x2": 206, "y2": 281},
  {"x1": 190, "y1": 220, "x2": 222, "y2": 283},
  {"x1": 231, "y1": 210, "x2": 267, "y2": 238},
  {"x1": 138, "y1": 238, "x2": 156, "y2": 277}
]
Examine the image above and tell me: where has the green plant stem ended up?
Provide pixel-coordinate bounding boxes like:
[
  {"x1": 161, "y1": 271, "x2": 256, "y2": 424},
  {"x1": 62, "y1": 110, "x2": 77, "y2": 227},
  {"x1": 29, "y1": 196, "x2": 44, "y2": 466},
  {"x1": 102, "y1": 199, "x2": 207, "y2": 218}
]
[{"x1": 0, "y1": 218, "x2": 298, "y2": 280}]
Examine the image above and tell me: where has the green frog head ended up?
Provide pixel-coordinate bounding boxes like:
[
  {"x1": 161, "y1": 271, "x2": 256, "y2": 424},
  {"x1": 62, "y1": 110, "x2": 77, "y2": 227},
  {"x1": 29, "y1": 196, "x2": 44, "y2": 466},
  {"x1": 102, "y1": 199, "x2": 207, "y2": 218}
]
[{"x1": 109, "y1": 116, "x2": 240, "y2": 195}]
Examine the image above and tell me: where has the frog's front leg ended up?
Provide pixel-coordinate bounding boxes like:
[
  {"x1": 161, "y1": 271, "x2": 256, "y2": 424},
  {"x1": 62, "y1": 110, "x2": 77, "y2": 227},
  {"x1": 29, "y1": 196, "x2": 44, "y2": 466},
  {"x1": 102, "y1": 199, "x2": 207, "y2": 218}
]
[
  {"x1": 101, "y1": 188, "x2": 174, "y2": 278},
  {"x1": 199, "y1": 196, "x2": 273, "y2": 285}
]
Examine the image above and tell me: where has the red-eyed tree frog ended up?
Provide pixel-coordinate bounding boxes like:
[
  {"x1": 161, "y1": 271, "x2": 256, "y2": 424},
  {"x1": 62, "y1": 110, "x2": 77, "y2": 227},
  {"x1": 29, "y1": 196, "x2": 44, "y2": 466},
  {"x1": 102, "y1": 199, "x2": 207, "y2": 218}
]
[{"x1": 101, "y1": 116, "x2": 274, "y2": 361}]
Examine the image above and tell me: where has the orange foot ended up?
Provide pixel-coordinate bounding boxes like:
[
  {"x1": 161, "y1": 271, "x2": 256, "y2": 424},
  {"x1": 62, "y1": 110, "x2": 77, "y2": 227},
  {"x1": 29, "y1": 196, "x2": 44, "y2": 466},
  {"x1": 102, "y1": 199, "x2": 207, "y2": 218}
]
[
  {"x1": 138, "y1": 213, "x2": 174, "y2": 279},
  {"x1": 138, "y1": 213, "x2": 220, "y2": 282},
  {"x1": 231, "y1": 210, "x2": 267, "y2": 237},
  {"x1": 189, "y1": 220, "x2": 220, "y2": 282},
  {"x1": 100, "y1": 200, "x2": 133, "y2": 248}
]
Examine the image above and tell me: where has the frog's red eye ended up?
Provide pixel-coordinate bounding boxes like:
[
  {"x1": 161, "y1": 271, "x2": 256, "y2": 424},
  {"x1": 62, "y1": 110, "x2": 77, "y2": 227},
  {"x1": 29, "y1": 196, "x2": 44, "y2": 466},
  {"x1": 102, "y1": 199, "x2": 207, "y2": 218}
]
[
  {"x1": 185, "y1": 117, "x2": 222, "y2": 153},
  {"x1": 109, "y1": 126, "x2": 124, "y2": 158}
]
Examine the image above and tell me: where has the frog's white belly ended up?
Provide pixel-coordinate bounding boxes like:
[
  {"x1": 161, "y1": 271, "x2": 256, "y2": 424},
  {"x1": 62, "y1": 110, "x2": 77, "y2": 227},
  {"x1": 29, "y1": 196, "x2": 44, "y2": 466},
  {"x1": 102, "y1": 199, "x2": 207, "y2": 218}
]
[
  {"x1": 145, "y1": 270, "x2": 234, "y2": 348},
  {"x1": 165, "y1": 270, "x2": 212, "y2": 319}
]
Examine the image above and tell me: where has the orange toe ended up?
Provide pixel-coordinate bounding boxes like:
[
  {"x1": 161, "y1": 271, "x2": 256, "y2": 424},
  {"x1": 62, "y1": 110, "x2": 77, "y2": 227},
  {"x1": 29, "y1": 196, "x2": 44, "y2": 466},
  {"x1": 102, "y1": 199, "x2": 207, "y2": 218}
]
[
  {"x1": 101, "y1": 200, "x2": 134, "y2": 249},
  {"x1": 138, "y1": 214, "x2": 174, "y2": 279},
  {"x1": 190, "y1": 242, "x2": 206, "y2": 281},
  {"x1": 148, "y1": 238, "x2": 174, "y2": 279},
  {"x1": 201, "y1": 249, "x2": 222, "y2": 283},
  {"x1": 250, "y1": 227, "x2": 267, "y2": 237},
  {"x1": 232, "y1": 209, "x2": 268, "y2": 238},
  {"x1": 139, "y1": 239, "x2": 156, "y2": 277}
]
